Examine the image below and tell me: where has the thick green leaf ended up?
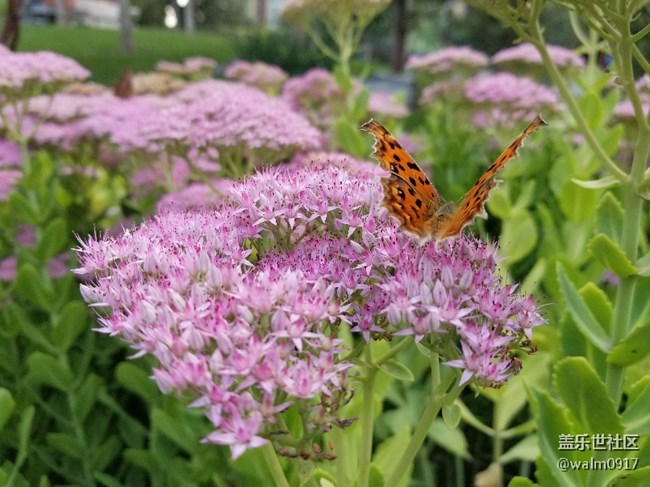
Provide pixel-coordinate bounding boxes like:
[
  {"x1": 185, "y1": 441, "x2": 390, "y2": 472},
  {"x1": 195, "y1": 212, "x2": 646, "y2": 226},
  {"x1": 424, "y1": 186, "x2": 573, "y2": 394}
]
[
  {"x1": 521, "y1": 258, "x2": 547, "y2": 294},
  {"x1": 152, "y1": 407, "x2": 200, "y2": 454},
  {"x1": 51, "y1": 300, "x2": 89, "y2": 351},
  {"x1": 487, "y1": 190, "x2": 512, "y2": 219},
  {"x1": 283, "y1": 404, "x2": 304, "y2": 440},
  {"x1": 588, "y1": 234, "x2": 637, "y2": 278},
  {"x1": 442, "y1": 403, "x2": 461, "y2": 429},
  {"x1": 500, "y1": 211, "x2": 538, "y2": 264},
  {"x1": 553, "y1": 357, "x2": 624, "y2": 434},
  {"x1": 378, "y1": 359, "x2": 414, "y2": 382},
  {"x1": 500, "y1": 435, "x2": 539, "y2": 464},
  {"x1": 558, "y1": 181, "x2": 599, "y2": 223},
  {"x1": 537, "y1": 204, "x2": 563, "y2": 255},
  {"x1": 1, "y1": 300, "x2": 29, "y2": 337},
  {"x1": 93, "y1": 473, "x2": 125, "y2": 487},
  {"x1": 18, "y1": 406, "x2": 35, "y2": 458},
  {"x1": 368, "y1": 465, "x2": 386, "y2": 487},
  {"x1": 37, "y1": 217, "x2": 69, "y2": 261},
  {"x1": 557, "y1": 263, "x2": 610, "y2": 352},
  {"x1": 350, "y1": 88, "x2": 370, "y2": 121},
  {"x1": 621, "y1": 376, "x2": 650, "y2": 434},
  {"x1": 636, "y1": 253, "x2": 650, "y2": 277},
  {"x1": 0, "y1": 388, "x2": 16, "y2": 431},
  {"x1": 608, "y1": 319, "x2": 650, "y2": 366},
  {"x1": 596, "y1": 192, "x2": 624, "y2": 244},
  {"x1": 579, "y1": 92, "x2": 605, "y2": 128},
  {"x1": 333, "y1": 64, "x2": 353, "y2": 93},
  {"x1": 507, "y1": 476, "x2": 536, "y2": 487},
  {"x1": 312, "y1": 468, "x2": 336, "y2": 487},
  {"x1": 27, "y1": 352, "x2": 74, "y2": 391},
  {"x1": 74, "y1": 374, "x2": 103, "y2": 422},
  {"x1": 562, "y1": 221, "x2": 593, "y2": 265},
  {"x1": 372, "y1": 427, "x2": 411, "y2": 487},
  {"x1": 571, "y1": 176, "x2": 621, "y2": 190},
  {"x1": 579, "y1": 282, "x2": 613, "y2": 333},
  {"x1": 8, "y1": 192, "x2": 40, "y2": 224},
  {"x1": 115, "y1": 362, "x2": 159, "y2": 405},
  {"x1": 606, "y1": 466, "x2": 650, "y2": 486},
  {"x1": 428, "y1": 418, "x2": 470, "y2": 459},
  {"x1": 14, "y1": 264, "x2": 55, "y2": 311},
  {"x1": 535, "y1": 458, "x2": 563, "y2": 487},
  {"x1": 334, "y1": 119, "x2": 366, "y2": 158},
  {"x1": 527, "y1": 387, "x2": 581, "y2": 487},
  {"x1": 46, "y1": 433, "x2": 84, "y2": 459},
  {"x1": 490, "y1": 353, "x2": 551, "y2": 431},
  {"x1": 123, "y1": 448, "x2": 157, "y2": 474},
  {"x1": 512, "y1": 180, "x2": 537, "y2": 213}
]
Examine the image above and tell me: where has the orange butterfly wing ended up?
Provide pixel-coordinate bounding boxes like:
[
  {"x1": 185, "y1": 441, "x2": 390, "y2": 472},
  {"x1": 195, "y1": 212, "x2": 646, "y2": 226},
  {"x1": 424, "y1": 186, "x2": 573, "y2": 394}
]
[
  {"x1": 361, "y1": 116, "x2": 547, "y2": 241},
  {"x1": 436, "y1": 115, "x2": 547, "y2": 240},
  {"x1": 360, "y1": 119, "x2": 443, "y2": 237}
]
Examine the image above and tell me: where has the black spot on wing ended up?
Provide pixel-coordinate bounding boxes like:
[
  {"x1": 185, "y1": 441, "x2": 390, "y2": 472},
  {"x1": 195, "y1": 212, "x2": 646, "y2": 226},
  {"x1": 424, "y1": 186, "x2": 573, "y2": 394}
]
[
  {"x1": 393, "y1": 154, "x2": 401, "y2": 163},
  {"x1": 409, "y1": 177, "x2": 417, "y2": 186},
  {"x1": 407, "y1": 162, "x2": 421, "y2": 171},
  {"x1": 415, "y1": 199, "x2": 422, "y2": 208}
]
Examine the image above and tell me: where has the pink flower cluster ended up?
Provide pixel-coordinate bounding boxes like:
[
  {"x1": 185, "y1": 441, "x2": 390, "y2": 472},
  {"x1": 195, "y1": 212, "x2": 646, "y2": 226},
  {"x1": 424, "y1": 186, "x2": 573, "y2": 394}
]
[
  {"x1": 282, "y1": 68, "x2": 346, "y2": 127},
  {"x1": 156, "y1": 56, "x2": 217, "y2": 77},
  {"x1": 0, "y1": 49, "x2": 89, "y2": 97},
  {"x1": 613, "y1": 75, "x2": 650, "y2": 123},
  {"x1": 492, "y1": 43, "x2": 585, "y2": 70},
  {"x1": 75, "y1": 159, "x2": 544, "y2": 458},
  {"x1": 0, "y1": 139, "x2": 21, "y2": 200},
  {"x1": 406, "y1": 46, "x2": 489, "y2": 75},
  {"x1": 368, "y1": 91, "x2": 409, "y2": 119},
  {"x1": 224, "y1": 60, "x2": 288, "y2": 93},
  {"x1": 464, "y1": 72, "x2": 561, "y2": 127},
  {"x1": 419, "y1": 79, "x2": 466, "y2": 105},
  {"x1": 11, "y1": 80, "x2": 321, "y2": 163}
]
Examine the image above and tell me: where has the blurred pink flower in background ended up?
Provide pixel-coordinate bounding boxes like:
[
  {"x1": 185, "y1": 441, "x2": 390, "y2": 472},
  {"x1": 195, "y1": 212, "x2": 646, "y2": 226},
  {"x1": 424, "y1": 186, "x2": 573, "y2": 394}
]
[
  {"x1": 406, "y1": 46, "x2": 489, "y2": 75},
  {"x1": 282, "y1": 68, "x2": 346, "y2": 128},
  {"x1": 224, "y1": 60, "x2": 288, "y2": 93},
  {"x1": 465, "y1": 72, "x2": 561, "y2": 127},
  {"x1": 492, "y1": 42, "x2": 584, "y2": 70}
]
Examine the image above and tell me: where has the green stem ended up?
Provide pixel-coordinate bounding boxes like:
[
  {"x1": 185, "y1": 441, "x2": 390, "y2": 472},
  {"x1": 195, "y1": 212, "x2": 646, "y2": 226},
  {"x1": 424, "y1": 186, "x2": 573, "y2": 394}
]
[
  {"x1": 383, "y1": 358, "x2": 463, "y2": 487},
  {"x1": 631, "y1": 21, "x2": 650, "y2": 43},
  {"x1": 603, "y1": 13, "x2": 649, "y2": 407},
  {"x1": 332, "y1": 424, "x2": 349, "y2": 487},
  {"x1": 357, "y1": 345, "x2": 376, "y2": 487},
  {"x1": 631, "y1": 45, "x2": 650, "y2": 78},
  {"x1": 526, "y1": 23, "x2": 629, "y2": 182},
  {"x1": 492, "y1": 402, "x2": 504, "y2": 487},
  {"x1": 261, "y1": 442, "x2": 290, "y2": 487},
  {"x1": 374, "y1": 336, "x2": 412, "y2": 365}
]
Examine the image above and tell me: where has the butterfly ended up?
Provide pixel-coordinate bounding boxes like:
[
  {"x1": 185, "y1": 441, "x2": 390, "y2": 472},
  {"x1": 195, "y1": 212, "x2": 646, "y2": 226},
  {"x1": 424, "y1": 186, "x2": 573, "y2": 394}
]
[{"x1": 360, "y1": 115, "x2": 547, "y2": 241}]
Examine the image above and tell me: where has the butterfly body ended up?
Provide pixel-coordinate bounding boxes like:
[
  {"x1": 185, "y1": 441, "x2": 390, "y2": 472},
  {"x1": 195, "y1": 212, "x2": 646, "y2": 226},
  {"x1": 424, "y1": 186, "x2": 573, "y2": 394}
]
[{"x1": 361, "y1": 116, "x2": 547, "y2": 241}]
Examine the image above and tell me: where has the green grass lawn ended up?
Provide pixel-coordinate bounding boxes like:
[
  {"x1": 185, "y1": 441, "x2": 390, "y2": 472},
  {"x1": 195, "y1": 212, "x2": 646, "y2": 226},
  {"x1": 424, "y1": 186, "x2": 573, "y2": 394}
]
[{"x1": 19, "y1": 25, "x2": 236, "y2": 85}]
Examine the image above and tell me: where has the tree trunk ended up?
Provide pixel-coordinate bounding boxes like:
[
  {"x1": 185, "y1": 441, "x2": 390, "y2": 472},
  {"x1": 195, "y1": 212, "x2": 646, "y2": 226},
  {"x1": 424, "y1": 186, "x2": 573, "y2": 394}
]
[
  {"x1": 0, "y1": 0, "x2": 22, "y2": 51},
  {"x1": 392, "y1": 0, "x2": 408, "y2": 73},
  {"x1": 55, "y1": 0, "x2": 68, "y2": 26},
  {"x1": 184, "y1": 0, "x2": 195, "y2": 36},
  {"x1": 256, "y1": 0, "x2": 267, "y2": 27},
  {"x1": 119, "y1": 0, "x2": 134, "y2": 52}
]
